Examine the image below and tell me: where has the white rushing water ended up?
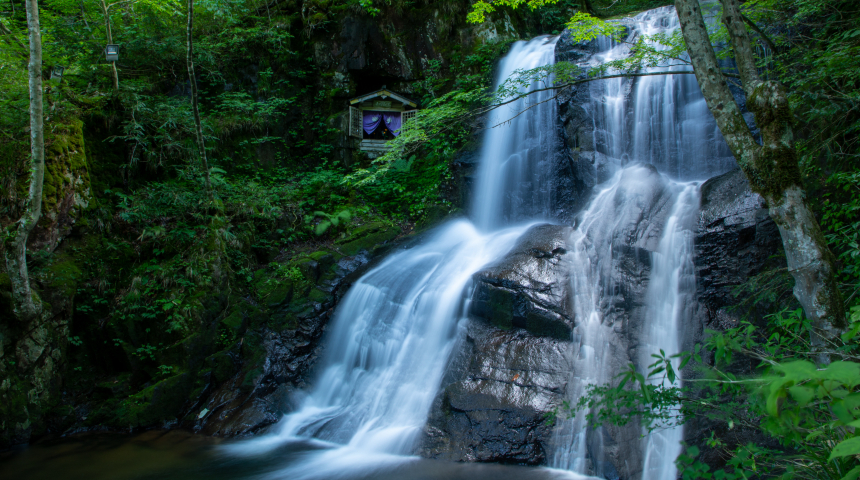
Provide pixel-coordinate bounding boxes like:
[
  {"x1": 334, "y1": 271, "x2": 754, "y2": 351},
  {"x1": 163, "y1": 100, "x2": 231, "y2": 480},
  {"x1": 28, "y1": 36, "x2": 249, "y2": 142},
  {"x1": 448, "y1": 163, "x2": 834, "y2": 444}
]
[
  {"x1": 473, "y1": 36, "x2": 562, "y2": 230},
  {"x1": 640, "y1": 183, "x2": 699, "y2": 480},
  {"x1": 587, "y1": 7, "x2": 734, "y2": 180}
]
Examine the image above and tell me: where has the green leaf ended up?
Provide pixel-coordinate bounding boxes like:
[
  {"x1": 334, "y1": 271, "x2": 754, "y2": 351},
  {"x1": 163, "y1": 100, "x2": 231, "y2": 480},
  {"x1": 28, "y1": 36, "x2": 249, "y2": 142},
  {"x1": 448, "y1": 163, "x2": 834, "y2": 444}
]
[
  {"x1": 315, "y1": 220, "x2": 331, "y2": 236},
  {"x1": 788, "y1": 385, "x2": 814, "y2": 407},
  {"x1": 829, "y1": 437, "x2": 860, "y2": 461},
  {"x1": 842, "y1": 465, "x2": 860, "y2": 480}
]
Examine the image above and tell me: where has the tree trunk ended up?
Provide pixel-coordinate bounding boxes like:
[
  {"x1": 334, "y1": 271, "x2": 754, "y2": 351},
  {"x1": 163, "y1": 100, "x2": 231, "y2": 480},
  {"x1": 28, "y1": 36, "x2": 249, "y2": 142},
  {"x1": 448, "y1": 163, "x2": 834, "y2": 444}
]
[
  {"x1": 673, "y1": 0, "x2": 845, "y2": 351},
  {"x1": 3, "y1": 0, "x2": 45, "y2": 323},
  {"x1": 186, "y1": 0, "x2": 212, "y2": 194},
  {"x1": 100, "y1": 0, "x2": 119, "y2": 91}
]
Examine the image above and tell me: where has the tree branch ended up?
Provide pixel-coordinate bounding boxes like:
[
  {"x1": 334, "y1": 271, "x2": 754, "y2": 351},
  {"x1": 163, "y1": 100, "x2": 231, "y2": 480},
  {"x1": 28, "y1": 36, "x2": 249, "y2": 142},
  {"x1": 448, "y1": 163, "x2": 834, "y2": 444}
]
[
  {"x1": 719, "y1": 0, "x2": 762, "y2": 92},
  {"x1": 741, "y1": 14, "x2": 777, "y2": 53},
  {"x1": 0, "y1": 20, "x2": 29, "y2": 60}
]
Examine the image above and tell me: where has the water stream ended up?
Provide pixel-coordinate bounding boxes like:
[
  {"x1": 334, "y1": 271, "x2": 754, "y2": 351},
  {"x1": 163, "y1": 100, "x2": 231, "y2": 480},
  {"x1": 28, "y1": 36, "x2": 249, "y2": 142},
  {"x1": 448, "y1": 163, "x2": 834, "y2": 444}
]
[{"x1": 228, "y1": 7, "x2": 734, "y2": 477}]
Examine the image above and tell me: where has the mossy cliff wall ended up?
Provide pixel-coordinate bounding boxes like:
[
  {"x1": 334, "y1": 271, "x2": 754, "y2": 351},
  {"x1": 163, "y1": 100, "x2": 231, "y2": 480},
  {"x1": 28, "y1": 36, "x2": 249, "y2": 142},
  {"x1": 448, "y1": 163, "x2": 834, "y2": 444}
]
[{"x1": 0, "y1": 117, "x2": 91, "y2": 447}]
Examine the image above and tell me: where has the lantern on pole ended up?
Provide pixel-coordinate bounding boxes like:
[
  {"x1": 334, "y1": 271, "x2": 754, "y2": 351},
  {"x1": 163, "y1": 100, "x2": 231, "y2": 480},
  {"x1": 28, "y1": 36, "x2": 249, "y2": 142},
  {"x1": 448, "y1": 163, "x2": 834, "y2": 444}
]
[
  {"x1": 105, "y1": 44, "x2": 119, "y2": 62},
  {"x1": 50, "y1": 66, "x2": 64, "y2": 81}
]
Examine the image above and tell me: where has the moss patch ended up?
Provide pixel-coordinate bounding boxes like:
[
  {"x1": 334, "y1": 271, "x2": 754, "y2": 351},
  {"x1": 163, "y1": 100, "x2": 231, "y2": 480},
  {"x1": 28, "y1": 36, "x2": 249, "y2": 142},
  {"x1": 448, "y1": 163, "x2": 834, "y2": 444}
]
[{"x1": 337, "y1": 222, "x2": 401, "y2": 256}]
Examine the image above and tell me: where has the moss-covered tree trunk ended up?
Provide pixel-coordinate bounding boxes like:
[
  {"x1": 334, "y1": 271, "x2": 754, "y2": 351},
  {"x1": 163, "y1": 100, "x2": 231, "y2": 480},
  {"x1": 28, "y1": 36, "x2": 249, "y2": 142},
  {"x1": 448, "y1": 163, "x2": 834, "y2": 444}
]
[
  {"x1": 3, "y1": 0, "x2": 45, "y2": 323},
  {"x1": 674, "y1": 0, "x2": 845, "y2": 352},
  {"x1": 186, "y1": 0, "x2": 212, "y2": 194}
]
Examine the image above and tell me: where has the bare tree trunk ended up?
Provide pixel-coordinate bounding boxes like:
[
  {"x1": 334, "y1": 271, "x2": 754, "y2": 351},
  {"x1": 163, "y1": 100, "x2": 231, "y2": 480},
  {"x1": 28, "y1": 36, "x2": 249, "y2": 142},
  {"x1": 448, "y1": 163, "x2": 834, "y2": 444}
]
[
  {"x1": 100, "y1": 0, "x2": 119, "y2": 91},
  {"x1": 3, "y1": 0, "x2": 45, "y2": 323},
  {"x1": 674, "y1": 0, "x2": 845, "y2": 351},
  {"x1": 186, "y1": 0, "x2": 212, "y2": 194}
]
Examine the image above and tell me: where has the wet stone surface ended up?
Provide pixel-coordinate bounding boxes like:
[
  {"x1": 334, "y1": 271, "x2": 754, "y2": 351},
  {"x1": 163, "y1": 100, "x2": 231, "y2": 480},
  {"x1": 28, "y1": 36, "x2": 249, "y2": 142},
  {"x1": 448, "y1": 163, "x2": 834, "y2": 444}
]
[
  {"x1": 420, "y1": 321, "x2": 572, "y2": 465},
  {"x1": 470, "y1": 224, "x2": 575, "y2": 340}
]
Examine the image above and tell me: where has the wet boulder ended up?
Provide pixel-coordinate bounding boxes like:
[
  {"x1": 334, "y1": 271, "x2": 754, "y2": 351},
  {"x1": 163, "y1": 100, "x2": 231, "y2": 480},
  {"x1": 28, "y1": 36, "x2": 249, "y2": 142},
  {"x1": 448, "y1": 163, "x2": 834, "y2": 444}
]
[
  {"x1": 469, "y1": 224, "x2": 574, "y2": 340},
  {"x1": 420, "y1": 321, "x2": 572, "y2": 465}
]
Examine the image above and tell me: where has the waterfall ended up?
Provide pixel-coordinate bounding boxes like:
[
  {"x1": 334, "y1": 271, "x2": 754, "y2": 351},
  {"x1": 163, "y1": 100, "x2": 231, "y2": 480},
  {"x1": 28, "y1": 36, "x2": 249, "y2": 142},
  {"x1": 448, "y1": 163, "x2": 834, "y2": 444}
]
[
  {"x1": 551, "y1": 5, "x2": 732, "y2": 478},
  {"x1": 587, "y1": 7, "x2": 735, "y2": 180},
  {"x1": 226, "y1": 5, "x2": 733, "y2": 478},
  {"x1": 640, "y1": 183, "x2": 698, "y2": 480},
  {"x1": 472, "y1": 36, "x2": 563, "y2": 230},
  {"x1": 225, "y1": 36, "x2": 593, "y2": 480}
]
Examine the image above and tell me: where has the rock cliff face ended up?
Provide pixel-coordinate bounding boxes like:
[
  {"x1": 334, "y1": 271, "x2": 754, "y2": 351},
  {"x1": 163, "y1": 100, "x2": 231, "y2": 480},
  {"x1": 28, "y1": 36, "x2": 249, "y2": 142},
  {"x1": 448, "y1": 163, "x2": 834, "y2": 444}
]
[
  {"x1": 470, "y1": 224, "x2": 574, "y2": 340},
  {"x1": 683, "y1": 169, "x2": 785, "y2": 469},
  {"x1": 193, "y1": 251, "x2": 376, "y2": 436},
  {"x1": 0, "y1": 118, "x2": 91, "y2": 447}
]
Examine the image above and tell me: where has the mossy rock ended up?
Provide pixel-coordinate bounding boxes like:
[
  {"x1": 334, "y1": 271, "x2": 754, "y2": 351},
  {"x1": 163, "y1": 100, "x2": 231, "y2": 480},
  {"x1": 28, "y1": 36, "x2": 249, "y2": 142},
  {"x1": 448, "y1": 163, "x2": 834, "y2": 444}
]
[
  {"x1": 114, "y1": 372, "x2": 192, "y2": 427},
  {"x1": 42, "y1": 118, "x2": 90, "y2": 216},
  {"x1": 46, "y1": 258, "x2": 82, "y2": 298},
  {"x1": 221, "y1": 310, "x2": 244, "y2": 331},
  {"x1": 306, "y1": 287, "x2": 329, "y2": 304},
  {"x1": 266, "y1": 284, "x2": 294, "y2": 308},
  {"x1": 295, "y1": 258, "x2": 320, "y2": 283},
  {"x1": 307, "y1": 249, "x2": 342, "y2": 265},
  {"x1": 337, "y1": 222, "x2": 401, "y2": 256},
  {"x1": 206, "y1": 350, "x2": 236, "y2": 384}
]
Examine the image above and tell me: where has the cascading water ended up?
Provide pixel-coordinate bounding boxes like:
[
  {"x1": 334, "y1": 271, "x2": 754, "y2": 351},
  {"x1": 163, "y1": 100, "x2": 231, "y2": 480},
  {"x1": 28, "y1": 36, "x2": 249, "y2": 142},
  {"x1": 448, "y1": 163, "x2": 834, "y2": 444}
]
[
  {"x1": 587, "y1": 7, "x2": 735, "y2": 181},
  {"x1": 473, "y1": 36, "x2": 565, "y2": 229},
  {"x1": 640, "y1": 183, "x2": 698, "y2": 480},
  {"x1": 551, "y1": 5, "x2": 734, "y2": 479}
]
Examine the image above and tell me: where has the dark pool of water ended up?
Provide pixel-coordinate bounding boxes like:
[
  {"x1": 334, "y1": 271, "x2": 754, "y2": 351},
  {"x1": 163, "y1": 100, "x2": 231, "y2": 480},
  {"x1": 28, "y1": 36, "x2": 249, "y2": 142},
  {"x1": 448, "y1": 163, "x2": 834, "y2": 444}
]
[{"x1": 0, "y1": 431, "x2": 591, "y2": 480}]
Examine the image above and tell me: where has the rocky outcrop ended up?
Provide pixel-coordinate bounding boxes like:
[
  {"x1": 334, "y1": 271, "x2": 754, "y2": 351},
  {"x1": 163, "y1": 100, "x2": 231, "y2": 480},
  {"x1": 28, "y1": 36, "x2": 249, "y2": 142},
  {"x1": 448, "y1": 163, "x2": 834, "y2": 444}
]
[
  {"x1": 419, "y1": 224, "x2": 574, "y2": 464},
  {"x1": 0, "y1": 260, "x2": 77, "y2": 447},
  {"x1": 683, "y1": 168, "x2": 784, "y2": 469},
  {"x1": 192, "y1": 251, "x2": 375, "y2": 436},
  {"x1": 421, "y1": 167, "x2": 677, "y2": 469},
  {"x1": 0, "y1": 117, "x2": 91, "y2": 448},
  {"x1": 31, "y1": 118, "x2": 91, "y2": 253},
  {"x1": 421, "y1": 320, "x2": 572, "y2": 465},
  {"x1": 554, "y1": 30, "x2": 618, "y2": 209},
  {"x1": 470, "y1": 224, "x2": 574, "y2": 340},
  {"x1": 421, "y1": 167, "x2": 784, "y2": 476},
  {"x1": 175, "y1": 223, "x2": 404, "y2": 436},
  {"x1": 693, "y1": 168, "x2": 783, "y2": 330},
  {"x1": 312, "y1": 8, "x2": 520, "y2": 97}
]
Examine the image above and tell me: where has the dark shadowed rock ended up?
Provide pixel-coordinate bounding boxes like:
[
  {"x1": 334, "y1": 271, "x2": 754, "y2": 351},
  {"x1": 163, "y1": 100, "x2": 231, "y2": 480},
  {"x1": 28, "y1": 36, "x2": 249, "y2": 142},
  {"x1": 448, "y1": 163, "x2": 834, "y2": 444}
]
[{"x1": 693, "y1": 168, "x2": 782, "y2": 323}]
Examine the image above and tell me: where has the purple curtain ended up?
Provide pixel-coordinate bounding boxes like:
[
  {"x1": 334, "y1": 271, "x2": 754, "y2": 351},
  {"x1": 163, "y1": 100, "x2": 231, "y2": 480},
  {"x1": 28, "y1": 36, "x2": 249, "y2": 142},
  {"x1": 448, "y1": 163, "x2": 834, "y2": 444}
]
[
  {"x1": 383, "y1": 112, "x2": 402, "y2": 136},
  {"x1": 363, "y1": 111, "x2": 383, "y2": 135}
]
